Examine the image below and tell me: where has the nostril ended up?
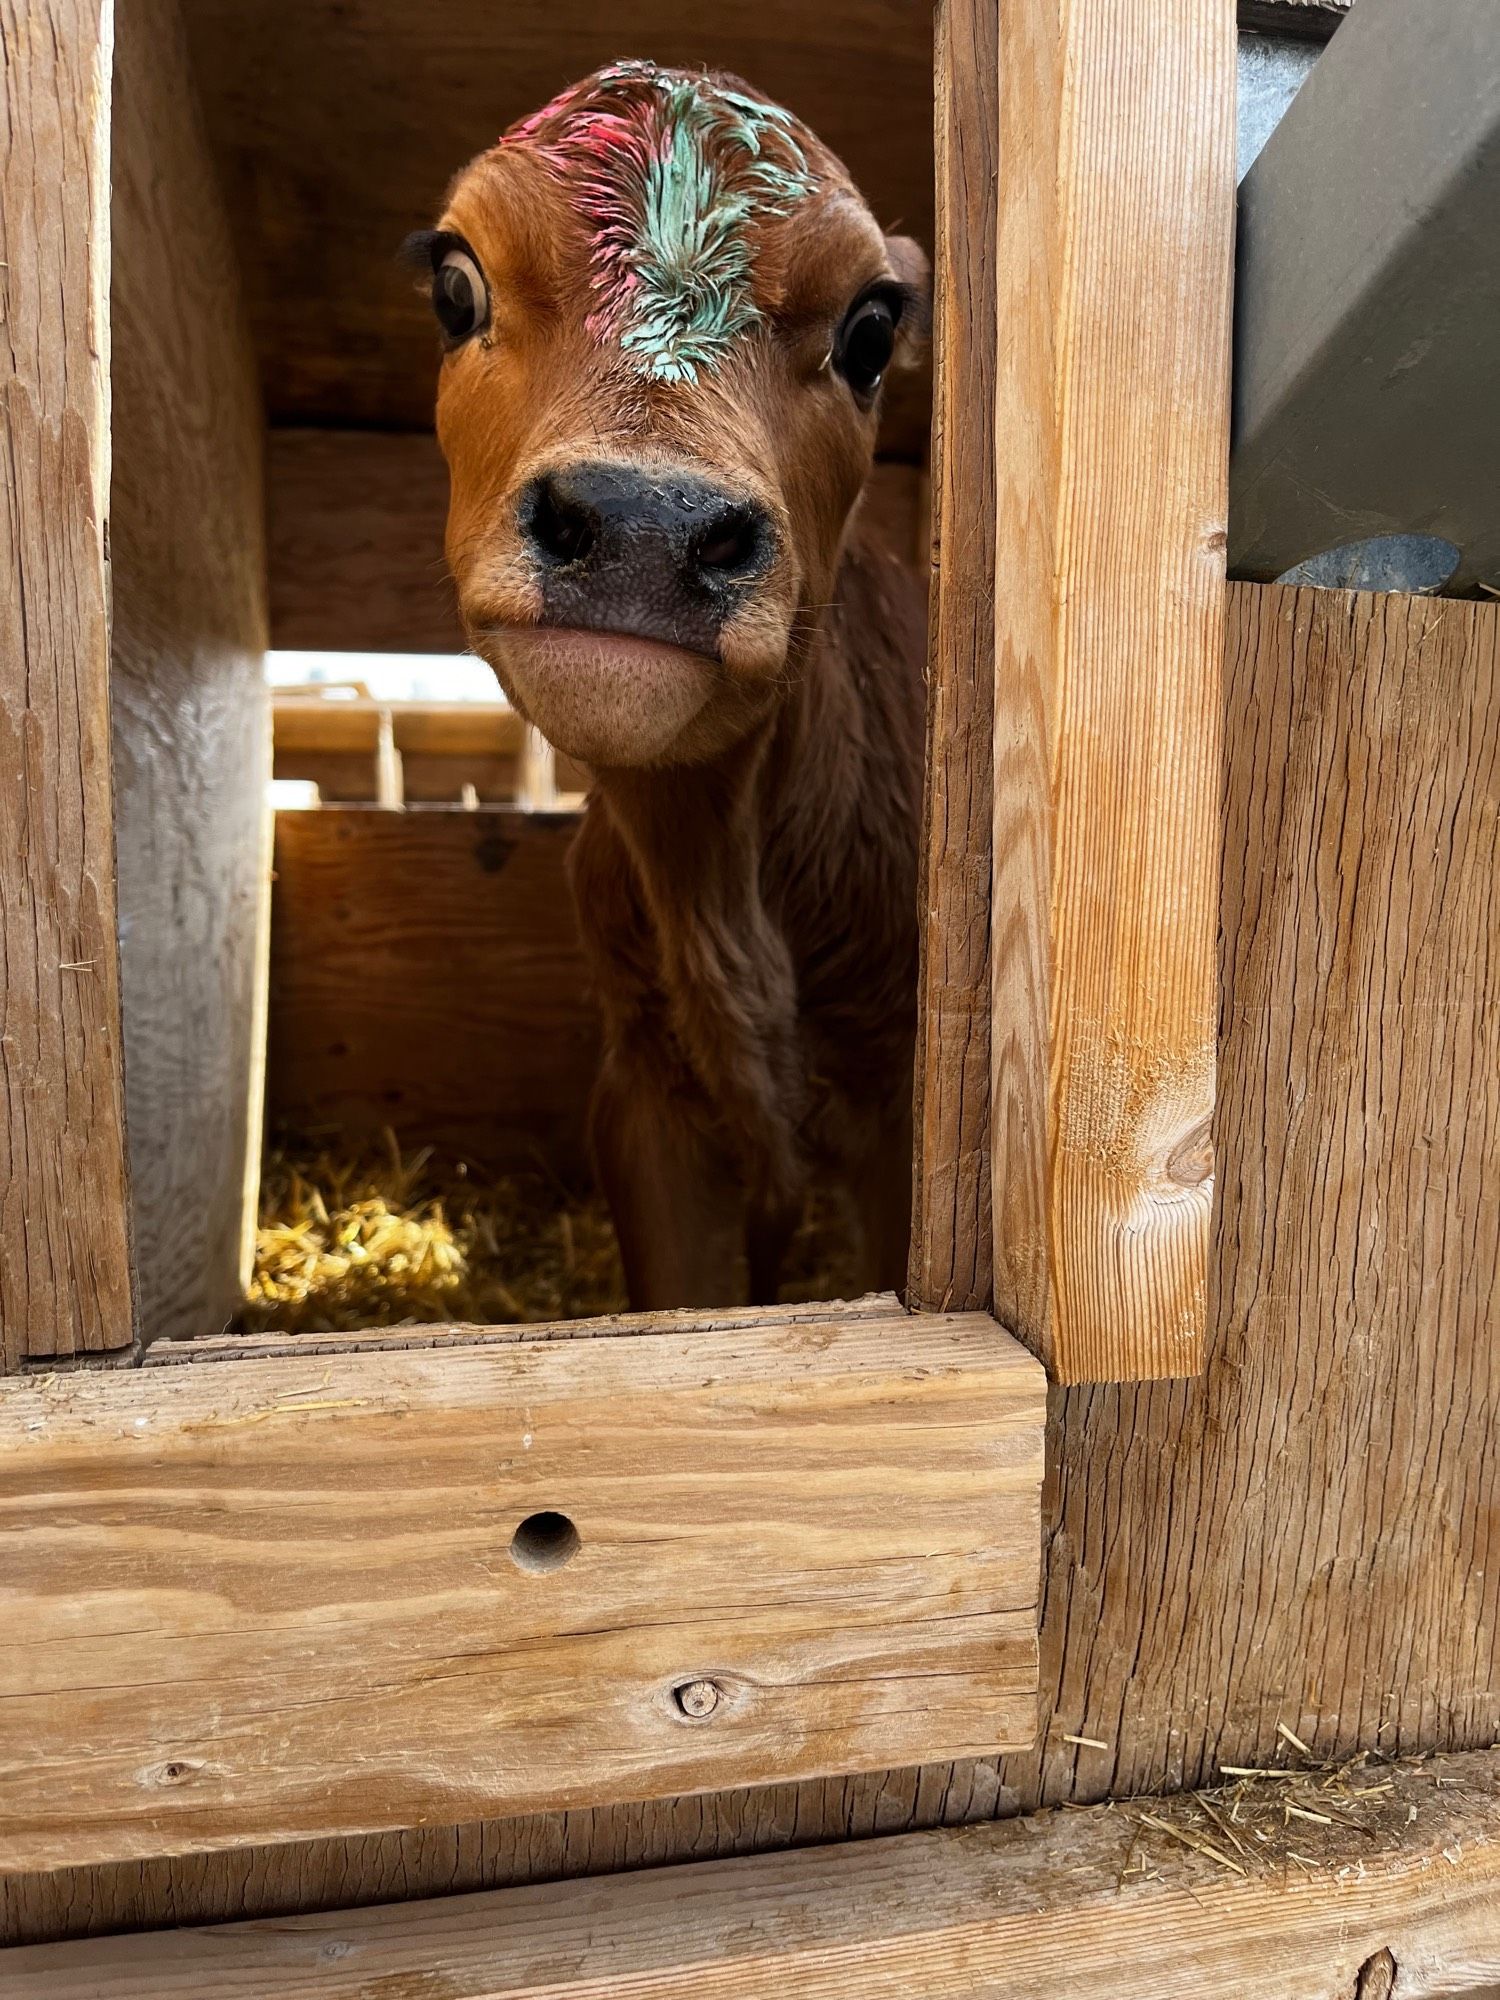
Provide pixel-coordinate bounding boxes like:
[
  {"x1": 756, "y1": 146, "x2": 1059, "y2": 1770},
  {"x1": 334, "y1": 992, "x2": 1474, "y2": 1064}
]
[
  {"x1": 692, "y1": 506, "x2": 766, "y2": 577},
  {"x1": 523, "y1": 477, "x2": 598, "y2": 568}
]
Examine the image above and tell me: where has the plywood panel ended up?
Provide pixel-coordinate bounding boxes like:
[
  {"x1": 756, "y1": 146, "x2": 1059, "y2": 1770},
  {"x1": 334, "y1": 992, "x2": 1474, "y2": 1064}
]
[
  {"x1": 10, "y1": 1750, "x2": 1500, "y2": 1999},
  {"x1": 267, "y1": 807, "x2": 597, "y2": 1170},
  {"x1": 991, "y1": 0, "x2": 1234, "y2": 1380},
  {"x1": 0, "y1": 1302, "x2": 1044, "y2": 1872},
  {"x1": 0, "y1": 0, "x2": 135, "y2": 1371},
  {"x1": 909, "y1": 0, "x2": 996, "y2": 1316},
  {"x1": 110, "y1": 0, "x2": 271, "y2": 1347},
  {"x1": 177, "y1": 1, "x2": 934, "y2": 455}
]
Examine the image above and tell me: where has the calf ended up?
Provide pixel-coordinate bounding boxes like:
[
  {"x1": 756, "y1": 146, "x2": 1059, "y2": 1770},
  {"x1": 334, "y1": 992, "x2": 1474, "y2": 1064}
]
[{"x1": 410, "y1": 62, "x2": 929, "y2": 1307}]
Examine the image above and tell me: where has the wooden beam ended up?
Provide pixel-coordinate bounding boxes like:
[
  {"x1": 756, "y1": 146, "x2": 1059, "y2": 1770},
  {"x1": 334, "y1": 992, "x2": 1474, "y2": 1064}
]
[
  {"x1": 991, "y1": 0, "x2": 1234, "y2": 1380},
  {"x1": 267, "y1": 807, "x2": 597, "y2": 1172},
  {"x1": 909, "y1": 0, "x2": 997, "y2": 1316},
  {"x1": 111, "y1": 0, "x2": 271, "y2": 1346},
  {"x1": 0, "y1": 1301, "x2": 1044, "y2": 1871},
  {"x1": 9, "y1": 1749, "x2": 1500, "y2": 1995},
  {"x1": 0, "y1": 0, "x2": 135, "y2": 1371}
]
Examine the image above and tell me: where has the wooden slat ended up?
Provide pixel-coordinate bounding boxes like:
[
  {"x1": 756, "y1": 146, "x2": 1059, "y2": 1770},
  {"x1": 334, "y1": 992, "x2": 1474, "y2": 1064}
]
[
  {"x1": 0, "y1": 1303, "x2": 1044, "y2": 1872},
  {"x1": 10, "y1": 1750, "x2": 1500, "y2": 1997},
  {"x1": 267, "y1": 807, "x2": 597, "y2": 1170},
  {"x1": 908, "y1": 0, "x2": 996, "y2": 1316},
  {"x1": 111, "y1": 0, "x2": 271, "y2": 1347},
  {"x1": 991, "y1": 0, "x2": 1233, "y2": 1380},
  {"x1": 0, "y1": 0, "x2": 135, "y2": 1371}
]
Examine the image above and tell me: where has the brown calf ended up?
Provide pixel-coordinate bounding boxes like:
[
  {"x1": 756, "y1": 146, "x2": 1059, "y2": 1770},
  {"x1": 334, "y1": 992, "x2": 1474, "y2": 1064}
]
[{"x1": 411, "y1": 63, "x2": 929, "y2": 1307}]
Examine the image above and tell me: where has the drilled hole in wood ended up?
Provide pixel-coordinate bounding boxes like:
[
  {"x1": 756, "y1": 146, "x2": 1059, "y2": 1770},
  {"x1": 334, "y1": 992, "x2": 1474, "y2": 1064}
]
[{"x1": 509, "y1": 1510, "x2": 580, "y2": 1574}]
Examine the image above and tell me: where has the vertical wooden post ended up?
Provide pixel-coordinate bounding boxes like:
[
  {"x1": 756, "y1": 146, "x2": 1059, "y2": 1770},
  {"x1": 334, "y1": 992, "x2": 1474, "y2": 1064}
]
[
  {"x1": 991, "y1": 0, "x2": 1233, "y2": 1381},
  {"x1": 0, "y1": 0, "x2": 135, "y2": 1371},
  {"x1": 910, "y1": 0, "x2": 999, "y2": 1316},
  {"x1": 109, "y1": 0, "x2": 271, "y2": 1345}
]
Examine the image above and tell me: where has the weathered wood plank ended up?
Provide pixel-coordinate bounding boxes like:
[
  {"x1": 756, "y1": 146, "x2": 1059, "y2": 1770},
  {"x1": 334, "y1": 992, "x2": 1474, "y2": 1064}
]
[
  {"x1": 0, "y1": 0, "x2": 135, "y2": 1371},
  {"x1": 991, "y1": 0, "x2": 1234, "y2": 1380},
  {"x1": 267, "y1": 807, "x2": 597, "y2": 1171},
  {"x1": 111, "y1": 0, "x2": 271, "y2": 1347},
  {"x1": 0, "y1": 1304, "x2": 1044, "y2": 1871},
  {"x1": 908, "y1": 0, "x2": 996, "y2": 1317},
  {"x1": 9, "y1": 1750, "x2": 1500, "y2": 1997}
]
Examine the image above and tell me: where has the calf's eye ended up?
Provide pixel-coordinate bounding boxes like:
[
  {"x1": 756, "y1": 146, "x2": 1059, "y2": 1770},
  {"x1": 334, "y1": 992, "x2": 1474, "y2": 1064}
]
[
  {"x1": 433, "y1": 245, "x2": 488, "y2": 342},
  {"x1": 834, "y1": 292, "x2": 899, "y2": 400}
]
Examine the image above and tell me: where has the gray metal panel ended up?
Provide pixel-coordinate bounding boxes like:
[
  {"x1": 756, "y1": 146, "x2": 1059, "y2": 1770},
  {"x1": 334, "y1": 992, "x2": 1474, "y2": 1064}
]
[{"x1": 1230, "y1": 0, "x2": 1500, "y2": 593}]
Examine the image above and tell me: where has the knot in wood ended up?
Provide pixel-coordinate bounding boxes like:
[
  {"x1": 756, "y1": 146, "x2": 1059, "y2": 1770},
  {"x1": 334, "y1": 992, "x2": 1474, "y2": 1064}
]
[{"x1": 673, "y1": 1678, "x2": 722, "y2": 1720}]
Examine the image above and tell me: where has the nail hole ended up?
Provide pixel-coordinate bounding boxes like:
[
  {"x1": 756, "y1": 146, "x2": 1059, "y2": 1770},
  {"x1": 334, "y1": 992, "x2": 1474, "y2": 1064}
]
[{"x1": 509, "y1": 1510, "x2": 580, "y2": 1574}]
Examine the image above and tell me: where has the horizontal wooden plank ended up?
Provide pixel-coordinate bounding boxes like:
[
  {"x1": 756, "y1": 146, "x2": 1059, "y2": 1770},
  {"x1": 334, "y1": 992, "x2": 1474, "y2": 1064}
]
[
  {"x1": 10, "y1": 1748, "x2": 1500, "y2": 1996},
  {"x1": 266, "y1": 430, "x2": 929, "y2": 655},
  {"x1": 273, "y1": 699, "x2": 522, "y2": 758},
  {"x1": 267, "y1": 806, "x2": 596, "y2": 1170},
  {"x1": 0, "y1": 1304, "x2": 1044, "y2": 1871}
]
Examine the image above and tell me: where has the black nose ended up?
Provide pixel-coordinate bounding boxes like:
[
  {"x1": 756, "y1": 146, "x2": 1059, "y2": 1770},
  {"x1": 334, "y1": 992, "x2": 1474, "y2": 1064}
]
[{"x1": 518, "y1": 462, "x2": 776, "y2": 657}]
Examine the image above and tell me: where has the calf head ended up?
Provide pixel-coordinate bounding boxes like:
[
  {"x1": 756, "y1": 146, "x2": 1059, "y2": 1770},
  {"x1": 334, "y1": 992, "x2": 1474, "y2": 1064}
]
[{"x1": 409, "y1": 62, "x2": 927, "y2": 768}]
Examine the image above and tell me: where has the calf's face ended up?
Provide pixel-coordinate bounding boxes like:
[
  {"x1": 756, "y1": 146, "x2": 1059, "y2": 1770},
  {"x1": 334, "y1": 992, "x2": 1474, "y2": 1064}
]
[{"x1": 411, "y1": 63, "x2": 926, "y2": 769}]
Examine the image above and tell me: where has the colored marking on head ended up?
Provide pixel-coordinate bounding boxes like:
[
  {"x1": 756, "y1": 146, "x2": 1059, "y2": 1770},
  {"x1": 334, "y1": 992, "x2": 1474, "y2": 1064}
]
[{"x1": 503, "y1": 63, "x2": 820, "y2": 385}]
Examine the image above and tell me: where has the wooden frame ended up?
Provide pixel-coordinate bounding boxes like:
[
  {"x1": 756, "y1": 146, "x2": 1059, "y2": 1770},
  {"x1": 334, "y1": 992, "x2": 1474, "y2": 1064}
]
[{"x1": 0, "y1": 0, "x2": 1236, "y2": 1885}]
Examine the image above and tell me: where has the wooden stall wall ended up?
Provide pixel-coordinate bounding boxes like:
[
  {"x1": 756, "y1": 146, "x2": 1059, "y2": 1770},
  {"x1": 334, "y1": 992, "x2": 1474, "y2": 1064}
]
[
  {"x1": 10, "y1": 580, "x2": 1498, "y2": 1944},
  {"x1": 0, "y1": 0, "x2": 135, "y2": 1373},
  {"x1": 110, "y1": 0, "x2": 270, "y2": 1343}
]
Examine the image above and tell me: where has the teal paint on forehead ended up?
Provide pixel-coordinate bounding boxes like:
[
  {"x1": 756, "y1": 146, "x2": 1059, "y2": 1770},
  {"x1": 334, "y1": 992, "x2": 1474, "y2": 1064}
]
[{"x1": 507, "y1": 63, "x2": 821, "y2": 386}]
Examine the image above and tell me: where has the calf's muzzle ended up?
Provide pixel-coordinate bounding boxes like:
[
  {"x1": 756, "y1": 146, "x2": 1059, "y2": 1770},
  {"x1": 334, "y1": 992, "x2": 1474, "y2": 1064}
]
[{"x1": 518, "y1": 461, "x2": 776, "y2": 659}]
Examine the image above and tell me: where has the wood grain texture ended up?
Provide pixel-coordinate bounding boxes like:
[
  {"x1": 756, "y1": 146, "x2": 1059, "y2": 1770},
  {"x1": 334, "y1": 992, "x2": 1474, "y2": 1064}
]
[
  {"x1": 267, "y1": 429, "x2": 460, "y2": 653},
  {"x1": 0, "y1": 1304, "x2": 1044, "y2": 1872},
  {"x1": 10, "y1": 1751, "x2": 1500, "y2": 1998},
  {"x1": 176, "y1": 1, "x2": 932, "y2": 455},
  {"x1": 15, "y1": 581, "x2": 1494, "y2": 1950},
  {"x1": 111, "y1": 0, "x2": 271, "y2": 1347},
  {"x1": 0, "y1": 0, "x2": 135, "y2": 1371},
  {"x1": 267, "y1": 807, "x2": 597, "y2": 1171},
  {"x1": 991, "y1": 0, "x2": 1234, "y2": 1381},
  {"x1": 908, "y1": 0, "x2": 996, "y2": 1317},
  {"x1": 266, "y1": 431, "x2": 928, "y2": 658}
]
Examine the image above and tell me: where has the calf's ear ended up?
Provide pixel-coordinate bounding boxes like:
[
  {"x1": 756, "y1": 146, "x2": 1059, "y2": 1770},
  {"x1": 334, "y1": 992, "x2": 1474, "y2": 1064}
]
[{"x1": 885, "y1": 234, "x2": 932, "y2": 367}]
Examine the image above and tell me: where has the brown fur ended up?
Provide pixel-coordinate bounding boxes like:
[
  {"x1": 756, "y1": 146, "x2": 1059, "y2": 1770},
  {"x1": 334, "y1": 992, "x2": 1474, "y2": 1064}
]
[{"x1": 424, "y1": 72, "x2": 929, "y2": 1306}]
